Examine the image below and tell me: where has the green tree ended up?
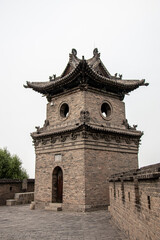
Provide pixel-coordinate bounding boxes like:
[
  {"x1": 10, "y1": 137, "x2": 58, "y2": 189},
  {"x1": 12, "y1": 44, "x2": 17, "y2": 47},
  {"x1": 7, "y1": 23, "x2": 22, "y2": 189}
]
[{"x1": 0, "y1": 148, "x2": 28, "y2": 179}]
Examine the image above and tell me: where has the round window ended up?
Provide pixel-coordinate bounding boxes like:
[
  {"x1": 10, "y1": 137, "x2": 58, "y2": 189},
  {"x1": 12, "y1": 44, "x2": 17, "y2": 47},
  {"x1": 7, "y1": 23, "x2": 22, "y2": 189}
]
[
  {"x1": 60, "y1": 103, "x2": 69, "y2": 118},
  {"x1": 101, "y1": 102, "x2": 111, "y2": 118}
]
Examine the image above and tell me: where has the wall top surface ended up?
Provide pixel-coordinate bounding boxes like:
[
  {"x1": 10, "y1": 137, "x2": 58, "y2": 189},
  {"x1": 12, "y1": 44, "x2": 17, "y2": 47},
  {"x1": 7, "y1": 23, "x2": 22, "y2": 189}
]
[{"x1": 109, "y1": 163, "x2": 160, "y2": 182}]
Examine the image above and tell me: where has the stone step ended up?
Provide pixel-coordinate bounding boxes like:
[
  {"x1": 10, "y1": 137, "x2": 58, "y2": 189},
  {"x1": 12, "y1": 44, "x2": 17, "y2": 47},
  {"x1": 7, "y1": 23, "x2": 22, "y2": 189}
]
[
  {"x1": 45, "y1": 206, "x2": 62, "y2": 211},
  {"x1": 45, "y1": 203, "x2": 62, "y2": 211},
  {"x1": 6, "y1": 199, "x2": 17, "y2": 206},
  {"x1": 49, "y1": 203, "x2": 62, "y2": 207}
]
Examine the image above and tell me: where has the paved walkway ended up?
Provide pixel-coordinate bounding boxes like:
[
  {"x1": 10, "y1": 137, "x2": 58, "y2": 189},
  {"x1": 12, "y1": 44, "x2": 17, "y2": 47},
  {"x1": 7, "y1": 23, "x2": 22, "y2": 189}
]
[{"x1": 0, "y1": 205, "x2": 128, "y2": 240}]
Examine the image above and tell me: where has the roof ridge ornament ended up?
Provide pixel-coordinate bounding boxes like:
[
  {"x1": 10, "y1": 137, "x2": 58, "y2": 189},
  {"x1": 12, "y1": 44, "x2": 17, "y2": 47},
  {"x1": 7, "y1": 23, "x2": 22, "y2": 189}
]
[
  {"x1": 142, "y1": 79, "x2": 149, "y2": 86},
  {"x1": 93, "y1": 48, "x2": 98, "y2": 55},
  {"x1": 72, "y1": 48, "x2": 77, "y2": 56},
  {"x1": 69, "y1": 49, "x2": 78, "y2": 65},
  {"x1": 93, "y1": 48, "x2": 100, "y2": 58},
  {"x1": 24, "y1": 49, "x2": 149, "y2": 97}
]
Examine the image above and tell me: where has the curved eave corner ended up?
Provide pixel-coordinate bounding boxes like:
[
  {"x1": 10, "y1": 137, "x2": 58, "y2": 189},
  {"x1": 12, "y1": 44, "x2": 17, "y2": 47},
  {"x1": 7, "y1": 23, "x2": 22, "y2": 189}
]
[
  {"x1": 124, "y1": 79, "x2": 149, "y2": 93},
  {"x1": 24, "y1": 68, "x2": 149, "y2": 91},
  {"x1": 23, "y1": 48, "x2": 149, "y2": 95}
]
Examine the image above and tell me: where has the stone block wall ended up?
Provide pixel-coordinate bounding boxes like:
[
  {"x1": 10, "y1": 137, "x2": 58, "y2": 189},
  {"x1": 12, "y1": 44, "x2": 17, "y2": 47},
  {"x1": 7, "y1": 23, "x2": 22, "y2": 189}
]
[
  {"x1": 0, "y1": 179, "x2": 34, "y2": 205},
  {"x1": 34, "y1": 127, "x2": 139, "y2": 212},
  {"x1": 34, "y1": 142, "x2": 86, "y2": 211},
  {"x1": 85, "y1": 90, "x2": 126, "y2": 128},
  {"x1": 84, "y1": 145, "x2": 138, "y2": 211},
  {"x1": 109, "y1": 164, "x2": 160, "y2": 240},
  {"x1": 33, "y1": 87, "x2": 141, "y2": 212},
  {"x1": 15, "y1": 192, "x2": 34, "y2": 204},
  {"x1": 46, "y1": 88, "x2": 126, "y2": 130},
  {"x1": 47, "y1": 89, "x2": 85, "y2": 129},
  {"x1": 85, "y1": 148, "x2": 109, "y2": 210}
]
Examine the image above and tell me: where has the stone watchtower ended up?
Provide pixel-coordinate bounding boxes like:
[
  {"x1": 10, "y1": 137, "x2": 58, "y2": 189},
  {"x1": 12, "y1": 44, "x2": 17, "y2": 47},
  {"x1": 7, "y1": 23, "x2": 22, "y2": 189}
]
[{"x1": 25, "y1": 49, "x2": 148, "y2": 211}]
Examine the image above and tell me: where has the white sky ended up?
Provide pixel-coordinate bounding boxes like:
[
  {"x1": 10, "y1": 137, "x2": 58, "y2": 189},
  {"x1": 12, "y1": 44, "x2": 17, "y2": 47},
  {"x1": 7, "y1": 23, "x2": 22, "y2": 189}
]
[{"x1": 0, "y1": 0, "x2": 160, "y2": 178}]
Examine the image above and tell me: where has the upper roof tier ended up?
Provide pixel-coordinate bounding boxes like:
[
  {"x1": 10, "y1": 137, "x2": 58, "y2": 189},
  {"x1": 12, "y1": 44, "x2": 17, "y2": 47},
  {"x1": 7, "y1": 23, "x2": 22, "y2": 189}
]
[{"x1": 24, "y1": 48, "x2": 149, "y2": 98}]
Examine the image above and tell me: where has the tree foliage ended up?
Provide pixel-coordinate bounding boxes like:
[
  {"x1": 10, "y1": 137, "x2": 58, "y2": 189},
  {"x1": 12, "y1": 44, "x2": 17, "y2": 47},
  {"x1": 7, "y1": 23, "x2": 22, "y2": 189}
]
[{"x1": 0, "y1": 148, "x2": 28, "y2": 179}]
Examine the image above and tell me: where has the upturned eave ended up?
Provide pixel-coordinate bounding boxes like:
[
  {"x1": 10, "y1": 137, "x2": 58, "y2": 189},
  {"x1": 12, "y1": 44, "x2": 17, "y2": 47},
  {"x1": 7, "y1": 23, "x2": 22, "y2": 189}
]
[{"x1": 24, "y1": 51, "x2": 149, "y2": 97}]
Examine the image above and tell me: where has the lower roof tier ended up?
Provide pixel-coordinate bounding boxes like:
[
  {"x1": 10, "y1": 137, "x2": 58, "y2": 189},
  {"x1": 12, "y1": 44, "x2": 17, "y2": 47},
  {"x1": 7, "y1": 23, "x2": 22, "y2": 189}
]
[{"x1": 31, "y1": 122, "x2": 143, "y2": 139}]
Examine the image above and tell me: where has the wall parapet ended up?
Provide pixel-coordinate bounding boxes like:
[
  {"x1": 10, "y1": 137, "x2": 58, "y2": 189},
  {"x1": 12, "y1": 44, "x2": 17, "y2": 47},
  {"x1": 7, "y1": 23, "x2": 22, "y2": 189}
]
[
  {"x1": 109, "y1": 163, "x2": 160, "y2": 240},
  {"x1": 0, "y1": 179, "x2": 34, "y2": 184},
  {"x1": 109, "y1": 163, "x2": 160, "y2": 181},
  {"x1": 0, "y1": 179, "x2": 35, "y2": 205}
]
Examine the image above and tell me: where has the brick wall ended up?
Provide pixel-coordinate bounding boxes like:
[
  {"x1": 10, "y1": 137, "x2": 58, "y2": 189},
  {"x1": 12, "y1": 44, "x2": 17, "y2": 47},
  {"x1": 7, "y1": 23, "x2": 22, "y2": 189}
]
[
  {"x1": 85, "y1": 90, "x2": 126, "y2": 128},
  {"x1": 34, "y1": 145, "x2": 86, "y2": 211},
  {"x1": 33, "y1": 87, "x2": 141, "y2": 211},
  {"x1": 0, "y1": 179, "x2": 34, "y2": 205},
  {"x1": 84, "y1": 146, "x2": 138, "y2": 211},
  {"x1": 46, "y1": 88, "x2": 126, "y2": 130},
  {"x1": 34, "y1": 130, "x2": 139, "y2": 211},
  {"x1": 47, "y1": 89, "x2": 85, "y2": 128},
  {"x1": 109, "y1": 164, "x2": 160, "y2": 240}
]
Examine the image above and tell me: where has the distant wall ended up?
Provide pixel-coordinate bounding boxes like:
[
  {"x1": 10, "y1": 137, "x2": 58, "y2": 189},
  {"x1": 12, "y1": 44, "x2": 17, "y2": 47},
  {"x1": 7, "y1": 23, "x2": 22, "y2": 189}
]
[
  {"x1": 0, "y1": 179, "x2": 34, "y2": 205},
  {"x1": 109, "y1": 164, "x2": 160, "y2": 240}
]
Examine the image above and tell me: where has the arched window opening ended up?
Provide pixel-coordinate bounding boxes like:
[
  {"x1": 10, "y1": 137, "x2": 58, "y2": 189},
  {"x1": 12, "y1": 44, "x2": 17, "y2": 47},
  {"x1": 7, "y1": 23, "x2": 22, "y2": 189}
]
[
  {"x1": 101, "y1": 102, "x2": 111, "y2": 118},
  {"x1": 60, "y1": 103, "x2": 69, "y2": 118}
]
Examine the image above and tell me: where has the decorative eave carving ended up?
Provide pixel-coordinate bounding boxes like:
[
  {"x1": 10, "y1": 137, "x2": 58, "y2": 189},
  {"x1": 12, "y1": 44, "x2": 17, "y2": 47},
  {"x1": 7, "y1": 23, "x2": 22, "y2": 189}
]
[
  {"x1": 32, "y1": 122, "x2": 142, "y2": 149},
  {"x1": 79, "y1": 110, "x2": 90, "y2": 123},
  {"x1": 31, "y1": 121, "x2": 143, "y2": 139}
]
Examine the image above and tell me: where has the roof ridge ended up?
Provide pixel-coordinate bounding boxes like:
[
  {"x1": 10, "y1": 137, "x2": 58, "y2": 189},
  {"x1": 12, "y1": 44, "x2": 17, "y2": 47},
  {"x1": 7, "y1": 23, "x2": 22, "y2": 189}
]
[{"x1": 24, "y1": 48, "x2": 149, "y2": 96}]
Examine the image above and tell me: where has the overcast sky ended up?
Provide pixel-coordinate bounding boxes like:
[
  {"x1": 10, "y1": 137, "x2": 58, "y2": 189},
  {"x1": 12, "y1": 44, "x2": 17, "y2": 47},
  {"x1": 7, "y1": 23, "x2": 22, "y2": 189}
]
[{"x1": 0, "y1": 0, "x2": 160, "y2": 178}]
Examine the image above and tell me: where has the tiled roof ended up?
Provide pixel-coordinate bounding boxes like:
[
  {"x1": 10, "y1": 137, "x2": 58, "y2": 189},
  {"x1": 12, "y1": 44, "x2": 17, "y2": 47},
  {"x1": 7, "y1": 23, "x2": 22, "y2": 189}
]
[
  {"x1": 24, "y1": 48, "x2": 149, "y2": 96},
  {"x1": 31, "y1": 122, "x2": 142, "y2": 138}
]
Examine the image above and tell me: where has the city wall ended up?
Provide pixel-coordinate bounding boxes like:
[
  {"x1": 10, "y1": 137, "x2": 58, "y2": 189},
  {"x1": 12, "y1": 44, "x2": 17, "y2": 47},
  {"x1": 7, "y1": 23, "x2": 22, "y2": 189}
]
[
  {"x1": 109, "y1": 163, "x2": 160, "y2": 240},
  {"x1": 0, "y1": 179, "x2": 34, "y2": 205}
]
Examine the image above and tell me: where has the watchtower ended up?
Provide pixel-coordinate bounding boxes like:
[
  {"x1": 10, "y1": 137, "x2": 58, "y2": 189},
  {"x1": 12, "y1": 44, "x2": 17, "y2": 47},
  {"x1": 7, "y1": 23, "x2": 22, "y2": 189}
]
[{"x1": 25, "y1": 49, "x2": 148, "y2": 211}]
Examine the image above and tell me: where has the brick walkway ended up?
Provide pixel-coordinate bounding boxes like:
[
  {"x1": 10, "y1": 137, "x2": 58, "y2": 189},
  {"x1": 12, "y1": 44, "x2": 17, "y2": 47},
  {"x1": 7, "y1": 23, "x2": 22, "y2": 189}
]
[{"x1": 0, "y1": 205, "x2": 128, "y2": 240}]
